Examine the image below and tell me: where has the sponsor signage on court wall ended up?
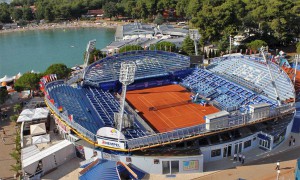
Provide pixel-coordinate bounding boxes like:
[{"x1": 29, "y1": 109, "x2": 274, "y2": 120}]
[
  {"x1": 96, "y1": 127, "x2": 125, "y2": 140},
  {"x1": 97, "y1": 138, "x2": 125, "y2": 149},
  {"x1": 183, "y1": 160, "x2": 199, "y2": 171}
]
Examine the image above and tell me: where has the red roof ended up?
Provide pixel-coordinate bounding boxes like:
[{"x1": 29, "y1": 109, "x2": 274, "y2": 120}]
[{"x1": 87, "y1": 9, "x2": 104, "y2": 15}]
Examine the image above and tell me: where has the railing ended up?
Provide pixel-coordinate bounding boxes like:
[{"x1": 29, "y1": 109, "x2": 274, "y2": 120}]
[
  {"x1": 45, "y1": 97, "x2": 96, "y2": 141},
  {"x1": 127, "y1": 103, "x2": 295, "y2": 149},
  {"x1": 66, "y1": 71, "x2": 83, "y2": 85}
]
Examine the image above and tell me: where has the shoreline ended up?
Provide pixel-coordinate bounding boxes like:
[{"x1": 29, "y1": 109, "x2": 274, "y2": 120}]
[{"x1": 0, "y1": 20, "x2": 124, "y2": 34}]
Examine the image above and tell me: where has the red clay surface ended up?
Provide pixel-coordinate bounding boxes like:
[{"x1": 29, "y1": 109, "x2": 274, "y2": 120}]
[
  {"x1": 126, "y1": 84, "x2": 219, "y2": 133},
  {"x1": 283, "y1": 67, "x2": 300, "y2": 93}
]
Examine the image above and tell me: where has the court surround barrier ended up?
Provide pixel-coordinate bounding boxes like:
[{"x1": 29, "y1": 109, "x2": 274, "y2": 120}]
[
  {"x1": 126, "y1": 103, "x2": 295, "y2": 149},
  {"x1": 46, "y1": 93, "x2": 294, "y2": 151}
]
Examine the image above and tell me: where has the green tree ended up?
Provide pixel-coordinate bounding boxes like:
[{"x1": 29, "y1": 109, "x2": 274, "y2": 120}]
[
  {"x1": 119, "y1": 45, "x2": 143, "y2": 53},
  {"x1": 103, "y1": 2, "x2": 118, "y2": 19},
  {"x1": 150, "y1": 41, "x2": 177, "y2": 52},
  {"x1": 85, "y1": 48, "x2": 104, "y2": 65},
  {"x1": 14, "y1": 72, "x2": 41, "y2": 92},
  {"x1": 247, "y1": 40, "x2": 267, "y2": 51},
  {"x1": 0, "y1": 88, "x2": 9, "y2": 104},
  {"x1": 296, "y1": 42, "x2": 300, "y2": 54},
  {"x1": 10, "y1": 115, "x2": 19, "y2": 122},
  {"x1": 176, "y1": 0, "x2": 189, "y2": 18},
  {"x1": 182, "y1": 36, "x2": 195, "y2": 55},
  {"x1": 44, "y1": 64, "x2": 71, "y2": 79},
  {"x1": 12, "y1": 8, "x2": 23, "y2": 21},
  {"x1": 44, "y1": 5, "x2": 55, "y2": 22},
  {"x1": 186, "y1": 0, "x2": 201, "y2": 19},
  {"x1": 22, "y1": 6, "x2": 34, "y2": 21},
  {"x1": 153, "y1": 13, "x2": 164, "y2": 25},
  {"x1": 0, "y1": 3, "x2": 12, "y2": 23}
]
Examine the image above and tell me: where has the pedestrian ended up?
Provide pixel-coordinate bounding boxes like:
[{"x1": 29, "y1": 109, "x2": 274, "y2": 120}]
[
  {"x1": 2, "y1": 129, "x2": 6, "y2": 136},
  {"x1": 275, "y1": 161, "x2": 280, "y2": 170},
  {"x1": 239, "y1": 154, "x2": 242, "y2": 162},
  {"x1": 242, "y1": 155, "x2": 245, "y2": 164},
  {"x1": 293, "y1": 138, "x2": 296, "y2": 146},
  {"x1": 233, "y1": 153, "x2": 237, "y2": 161},
  {"x1": 289, "y1": 139, "x2": 292, "y2": 146}
]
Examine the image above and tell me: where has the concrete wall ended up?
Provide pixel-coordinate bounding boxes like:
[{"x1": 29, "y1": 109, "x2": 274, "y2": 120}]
[
  {"x1": 200, "y1": 133, "x2": 259, "y2": 162},
  {"x1": 119, "y1": 155, "x2": 203, "y2": 174}
]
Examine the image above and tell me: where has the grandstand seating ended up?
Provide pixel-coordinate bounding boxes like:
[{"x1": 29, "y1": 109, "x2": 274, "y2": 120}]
[
  {"x1": 47, "y1": 83, "x2": 147, "y2": 139},
  {"x1": 181, "y1": 68, "x2": 277, "y2": 111},
  {"x1": 84, "y1": 51, "x2": 190, "y2": 84},
  {"x1": 208, "y1": 56, "x2": 294, "y2": 102}
]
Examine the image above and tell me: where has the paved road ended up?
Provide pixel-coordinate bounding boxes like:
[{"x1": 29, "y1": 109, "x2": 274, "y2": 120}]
[
  {"x1": 194, "y1": 146, "x2": 300, "y2": 180},
  {"x1": 247, "y1": 145, "x2": 300, "y2": 166}
]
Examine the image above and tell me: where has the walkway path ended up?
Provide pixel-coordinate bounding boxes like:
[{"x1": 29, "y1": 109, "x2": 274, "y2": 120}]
[{"x1": 147, "y1": 132, "x2": 300, "y2": 180}]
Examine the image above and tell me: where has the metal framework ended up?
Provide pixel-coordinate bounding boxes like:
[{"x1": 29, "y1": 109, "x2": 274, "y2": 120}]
[
  {"x1": 260, "y1": 46, "x2": 281, "y2": 106},
  {"x1": 189, "y1": 29, "x2": 200, "y2": 56},
  {"x1": 83, "y1": 39, "x2": 96, "y2": 79},
  {"x1": 294, "y1": 54, "x2": 299, "y2": 86},
  {"x1": 118, "y1": 62, "x2": 136, "y2": 141}
]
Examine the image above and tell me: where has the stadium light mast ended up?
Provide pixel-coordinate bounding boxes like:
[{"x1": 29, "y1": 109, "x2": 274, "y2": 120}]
[
  {"x1": 82, "y1": 39, "x2": 96, "y2": 79},
  {"x1": 261, "y1": 46, "x2": 281, "y2": 106},
  {"x1": 294, "y1": 54, "x2": 299, "y2": 86},
  {"x1": 118, "y1": 62, "x2": 136, "y2": 142},
  {"x1": 189, "y1": 29, "x2": 200, "y2": 56}
]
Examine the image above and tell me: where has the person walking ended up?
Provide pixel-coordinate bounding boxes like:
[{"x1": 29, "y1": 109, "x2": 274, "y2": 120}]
[
  {"x1": 289, "y1": 139, "x2": 292, "y2": 146},
  {"x1": 293, "y1": 138, "x2": 296, "y2": 146},
  {"x1": 275, "y1": 161, "x2": 280, "y2": 170},
  {"x1": 233, "y1": 153, "x2": 237, "y2": 161},
  {"x1": 242, "y1": 155, "x2": 245, "y2": 164},
  {"x1": 239, "y1": 154, "x2": 242, "y2": 162},
  {"x1": 3, "y1": 129, "x2": 6, "y2": 136}
]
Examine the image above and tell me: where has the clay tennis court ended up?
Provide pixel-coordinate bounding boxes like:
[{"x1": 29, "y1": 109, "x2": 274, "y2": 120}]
[{"x1": 126, "y1": 84, "x2": 219, "y2": 133}]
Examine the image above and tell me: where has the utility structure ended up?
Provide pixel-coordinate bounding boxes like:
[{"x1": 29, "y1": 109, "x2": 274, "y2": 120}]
[
  {"x1": 117, "y1": 62, "x2": 136, "y2": 141},
  {"x1": 83, "y1": 39, "x2": 96, "y2": 78},
  {"x1": 189, "y1": 29, "x2": 200, "y2": 56},
  {"x1": 260, "y1": 46, "x2": 281, "y2": 106},
  {"x1": 294, "y1": 54, "x2": 299, "y2": 86},
  {"x1": 229, "y1": 35, "x2": 232, "y2": 54}
]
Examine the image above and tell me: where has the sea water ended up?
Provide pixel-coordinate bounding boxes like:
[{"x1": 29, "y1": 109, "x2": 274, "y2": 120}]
[{"x1": 0, "y1": 27, "x2": 115, "y2": 77}]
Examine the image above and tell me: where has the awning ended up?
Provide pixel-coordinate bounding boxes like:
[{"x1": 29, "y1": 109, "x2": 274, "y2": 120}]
[
  {"x1": 32, "y1": 134, "x2": 50, "y2": 144},
  {"x1": 17, "y1": 108, "x2": 49, "y2": 123},
  {"x1": 30, "y1": 123, "x2": 46, "y2": 136},
  {"x1": 0, "y1": 75, "x2": 14, "y2": 83}
]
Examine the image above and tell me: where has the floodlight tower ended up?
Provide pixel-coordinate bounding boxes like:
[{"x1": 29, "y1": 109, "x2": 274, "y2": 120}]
[
  {"x1": 117, "y1": 62, "x2": 136, "y2": 141},
  {"x1": 294, "y1": 54, "x2": 299, "y2": 86},
  {"x1": 189, "y1": 29, "x2": 200, "y2": 56},
  {"x1": 82, "y1": 39, "x2": 96, "y2": 78},
  {"x1": 260, "y1": 46, "x2": 281, "y2": 106}
]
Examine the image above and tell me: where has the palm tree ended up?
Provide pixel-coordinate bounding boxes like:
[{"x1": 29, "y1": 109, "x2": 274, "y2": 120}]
[
  {"x1": 13, "y1": 104, "x2": 22, "y2": 114},
  {"x1": 10, "y1": 163, "x2": 21, "y2": 177}
]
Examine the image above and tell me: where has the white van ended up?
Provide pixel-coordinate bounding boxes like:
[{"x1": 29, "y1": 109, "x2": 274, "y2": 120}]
[{"x1": 177, "y1": 22, "x2": 186, "y2": 26}]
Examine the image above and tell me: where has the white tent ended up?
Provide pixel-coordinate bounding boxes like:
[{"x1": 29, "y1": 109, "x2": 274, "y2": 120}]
[
  {"x1": 17, "y1": 114, "x2": 33, "y2": 122},
  {"x1": 0, "y1": 75, "x2": 14, "y2": 83},
  {"x1": 32, "y1": 108, "x2": 49, "y2": 120},
  {"x1": 15, "y1": 72, "x2": 22, "y2": 79},
  {"x1": 20, "y1": 109, "x2": 35, "y2": 116},
  {"x1": 17, "y1": 108, "x2": 49, "y2": 123},
  {"x1": 30, "y1": 123, "x2": 46, "y2": 136},
  {"x1": 32, "y1": 134, "x2": 50, "y2": 145}
]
